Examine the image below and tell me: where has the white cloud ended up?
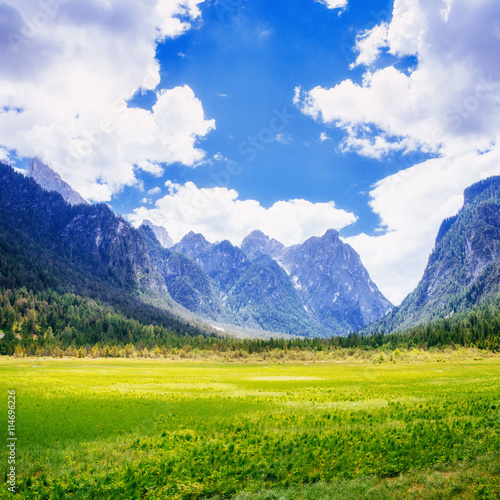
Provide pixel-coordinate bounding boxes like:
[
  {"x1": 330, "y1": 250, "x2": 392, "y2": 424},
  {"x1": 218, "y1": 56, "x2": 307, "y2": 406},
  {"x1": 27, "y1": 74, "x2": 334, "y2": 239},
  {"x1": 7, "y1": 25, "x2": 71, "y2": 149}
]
[
  {"x1": 299, "y1": 0, "x2": 500, "y2": 158},
  {"x1": 275, "y1": 133, "x2": 293, "y2": 145},
  {"x1": 293, "y1": 86, "x2": 302, "y2": 106},
  {"x1": 0, "y1": 147, "x2": 11, "y2": 163},
  {"x1": 319, "y1": 132, "x2": 331, "y2": 142},
  {"x1": 148, "y1": 186, "x2": 162, "y2": 196},
  {"x1": 346, "y1": 149, "x2": 500, "y2": 305},
  {"x1": 316, "y1": 0, "x2": 348, "y2": 13},
  {"x1": 128, "y1": 181, "x2": 357, "y2": 246},
  {"x1": 350, "y1": 23, "x2": 389, "y2": 68},
  {"x1": 0, "y1": 0, "x2": 213, "y2": 202}
]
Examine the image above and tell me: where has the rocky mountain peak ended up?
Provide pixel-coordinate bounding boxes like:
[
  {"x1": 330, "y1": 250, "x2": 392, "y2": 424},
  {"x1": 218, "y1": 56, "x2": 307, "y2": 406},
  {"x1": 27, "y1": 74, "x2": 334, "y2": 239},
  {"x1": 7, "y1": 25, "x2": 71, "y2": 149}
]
[
  {"x1": 278, "y1": 229, "x2": 393, "y2": 334},
  {"x1": 27, "y1": 157, "x2": 88, "y2": 206},
  {"x1": 141, "y1": 220, "x2": 173, "y2": 248},
  {"x1": 240, "y1": 229, "x2": 284, "y2": 260},
  {"x1": 172, "y1": 232, "x2": 213, "y2": 262},
  {"x1": 243, "y1": 230, "x2": 268, "y2": 243},
  {"x1": 321, "y1": 228, "x2": 341, "y2": 242}
]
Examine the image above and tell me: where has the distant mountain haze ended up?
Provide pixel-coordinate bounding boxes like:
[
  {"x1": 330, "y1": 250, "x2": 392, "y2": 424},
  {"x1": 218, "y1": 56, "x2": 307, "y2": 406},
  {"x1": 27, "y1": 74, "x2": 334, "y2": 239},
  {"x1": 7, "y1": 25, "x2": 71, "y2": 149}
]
[{"x1": 141, "y1": 220, "x2": 174, "y2": 248}]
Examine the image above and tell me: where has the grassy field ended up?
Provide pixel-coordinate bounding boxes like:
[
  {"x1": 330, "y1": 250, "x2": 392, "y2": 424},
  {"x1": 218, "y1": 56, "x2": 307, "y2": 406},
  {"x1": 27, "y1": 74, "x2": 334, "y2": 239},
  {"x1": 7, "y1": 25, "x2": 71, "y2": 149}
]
[{"x1": 1, "y1": 356, "x2": 499, "y2": 499}]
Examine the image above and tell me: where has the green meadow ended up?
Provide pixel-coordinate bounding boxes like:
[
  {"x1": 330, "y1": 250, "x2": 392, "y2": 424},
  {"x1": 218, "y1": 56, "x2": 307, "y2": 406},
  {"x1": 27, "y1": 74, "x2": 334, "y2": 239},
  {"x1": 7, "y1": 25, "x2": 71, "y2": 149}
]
[{"x1": 1, "y1": 357, "x2": 500, "y2": 499}]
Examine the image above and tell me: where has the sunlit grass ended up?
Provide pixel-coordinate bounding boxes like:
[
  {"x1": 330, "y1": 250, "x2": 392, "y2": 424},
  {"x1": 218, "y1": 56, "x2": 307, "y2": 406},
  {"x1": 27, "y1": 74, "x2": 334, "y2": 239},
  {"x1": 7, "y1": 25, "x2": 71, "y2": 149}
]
[{"x1": 0, "y1": 357, "x2": 499, "y2": 499}]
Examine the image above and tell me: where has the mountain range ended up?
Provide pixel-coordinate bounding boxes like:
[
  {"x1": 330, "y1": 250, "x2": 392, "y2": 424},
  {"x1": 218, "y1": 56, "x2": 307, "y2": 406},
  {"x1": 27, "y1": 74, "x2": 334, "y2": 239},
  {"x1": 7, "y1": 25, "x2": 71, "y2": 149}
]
[
  {"x1": 0, "y1": 160, "x2": 392, "y2": 337},
  {"x1": 170, "y1": 227, "x2": 392, "y2": 336},
  {"x1": 5, "y1": 158, "x2": 500, "y2": 338}
]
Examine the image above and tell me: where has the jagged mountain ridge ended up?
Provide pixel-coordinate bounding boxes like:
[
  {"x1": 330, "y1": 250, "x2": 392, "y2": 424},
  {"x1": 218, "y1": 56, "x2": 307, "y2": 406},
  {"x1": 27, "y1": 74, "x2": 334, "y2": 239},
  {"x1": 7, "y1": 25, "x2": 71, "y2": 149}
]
[
  {"x1": 370, "y1": 176, "x2": 500, "y2": 333},
  {"x1": 173, "y1": 228, "x2": 393, "y2": 335},
  {"x1": 240, "y1": 230, "x2": 285, "y2": 260},
  {"x1": 172, "y1": 234, "x2": 325, "y2": 335}
]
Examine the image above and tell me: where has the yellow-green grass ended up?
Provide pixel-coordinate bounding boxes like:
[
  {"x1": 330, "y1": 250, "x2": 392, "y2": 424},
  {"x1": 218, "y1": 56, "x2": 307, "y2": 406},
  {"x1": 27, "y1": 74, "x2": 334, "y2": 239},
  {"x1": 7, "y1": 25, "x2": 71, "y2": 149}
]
[{"x1": 1, "y1": 357, "x2": 499, "y2": 499}]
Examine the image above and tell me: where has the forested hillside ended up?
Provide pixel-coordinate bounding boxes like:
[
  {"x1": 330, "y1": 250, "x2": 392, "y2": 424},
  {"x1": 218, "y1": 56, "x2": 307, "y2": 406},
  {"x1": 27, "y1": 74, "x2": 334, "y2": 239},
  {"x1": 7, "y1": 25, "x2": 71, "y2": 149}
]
[{"x1": 0, "y1": 162, "x2": 211, "y2": 338}]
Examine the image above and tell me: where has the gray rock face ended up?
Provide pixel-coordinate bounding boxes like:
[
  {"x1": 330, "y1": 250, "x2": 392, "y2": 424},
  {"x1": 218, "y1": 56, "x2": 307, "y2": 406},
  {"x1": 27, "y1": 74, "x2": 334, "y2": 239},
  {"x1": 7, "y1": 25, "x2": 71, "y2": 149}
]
[
  {"x1": 141, "y1": 220, "x2": 173, "y2": 248},
  {"x1": 225, "y1": 255, "x2": 327, "y2": 337},
  {"x1": 27, "y1": 158, "x2": 88, "y2": 206},
  {"x1": 173, "y1": 237, "x2": 250, "y2": 295},
  {"x1": 240, "y1": 230, "x2": 285, "y2": 260},
  {"x1": 173, "y1": 227, "x2": 393, "y2": 335},
  {"x1": 277, "y1": 229, "x2": 393, "y2": 334},
  {"x1": 201, "y1": 241, "x2": 251, "y2": 295}
]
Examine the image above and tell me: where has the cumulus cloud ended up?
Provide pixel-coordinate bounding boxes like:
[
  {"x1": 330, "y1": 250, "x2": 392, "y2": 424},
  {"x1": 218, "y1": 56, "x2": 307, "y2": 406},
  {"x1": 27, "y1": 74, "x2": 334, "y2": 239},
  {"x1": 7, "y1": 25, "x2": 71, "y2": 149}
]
[
  {"x1": 0, "y1": 0, "x2": 213, "y2": 202},
  {"x1": 299, "y1": 0, "x2": 500, "y2": 158},
  {"x1": 148, "y1": 186, "x2": 162, "y2": 196},
  {"x1": 350, "y1": 23, "x2": 389, "y2": 68},
  {"x1": 128, "y1": 181, "x2": 357, "y2": 246}
]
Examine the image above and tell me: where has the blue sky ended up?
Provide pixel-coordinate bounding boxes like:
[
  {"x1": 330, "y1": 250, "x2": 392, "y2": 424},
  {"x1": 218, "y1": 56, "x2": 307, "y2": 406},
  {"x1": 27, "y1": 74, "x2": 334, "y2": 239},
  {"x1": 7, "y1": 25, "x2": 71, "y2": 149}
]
[
  {"x1": 1, "y1": 0, "x2": 500, "y2": 303},
  {"x1": 122, "y1": 0, "x2": 400, "y2": 237}
]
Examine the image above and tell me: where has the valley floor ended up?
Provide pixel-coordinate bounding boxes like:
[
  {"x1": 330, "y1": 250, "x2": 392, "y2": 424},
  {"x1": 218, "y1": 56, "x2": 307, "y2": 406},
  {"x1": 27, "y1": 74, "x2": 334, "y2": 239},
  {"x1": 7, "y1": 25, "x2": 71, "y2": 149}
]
[{"x1": 1, "y1": 357, "x2": 499, "y2": 499}]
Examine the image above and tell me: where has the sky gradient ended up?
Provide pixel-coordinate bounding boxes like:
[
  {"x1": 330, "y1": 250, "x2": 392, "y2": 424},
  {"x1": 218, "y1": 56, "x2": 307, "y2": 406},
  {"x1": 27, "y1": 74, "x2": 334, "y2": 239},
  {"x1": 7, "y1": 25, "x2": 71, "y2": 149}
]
[{"x1": 1, "y1": 0, "x2": 500, "y2": 304}]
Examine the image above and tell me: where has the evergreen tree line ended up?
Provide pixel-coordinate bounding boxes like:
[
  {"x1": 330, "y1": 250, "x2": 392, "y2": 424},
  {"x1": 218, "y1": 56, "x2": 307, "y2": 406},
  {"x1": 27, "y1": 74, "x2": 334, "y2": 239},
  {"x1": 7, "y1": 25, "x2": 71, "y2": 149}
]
[{"x1": 1, "y1": 287, "x2": 499, "y2": 357}]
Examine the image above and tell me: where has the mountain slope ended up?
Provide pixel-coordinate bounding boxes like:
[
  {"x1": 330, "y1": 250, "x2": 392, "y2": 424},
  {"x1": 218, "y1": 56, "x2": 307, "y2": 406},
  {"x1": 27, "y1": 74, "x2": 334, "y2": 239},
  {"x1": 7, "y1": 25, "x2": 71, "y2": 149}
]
[
  {"x1": 225, "y1": 255, "x2": 327, "y2": 337},
  {"x1": 173, "y1": 236, "x2": 251, "y2": 295},
  {"x1": 373, "y1": 176, "x2": 500, "y2": 332},
  {"x1": 200, "y1": 241, "x2": 251, "y2": 295},
  {"x1": 27, "y1": 157, "x2": 88, "y2": 206},
  {"x1": 278, "y1": 229, "x2": 393, "y2": 334},
  {"x1": 0, "y1": 161, "x2": 214, "y2": 336},
  {"x1": 138, "y1": 224, "x2": 224, "y2": 320}
]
